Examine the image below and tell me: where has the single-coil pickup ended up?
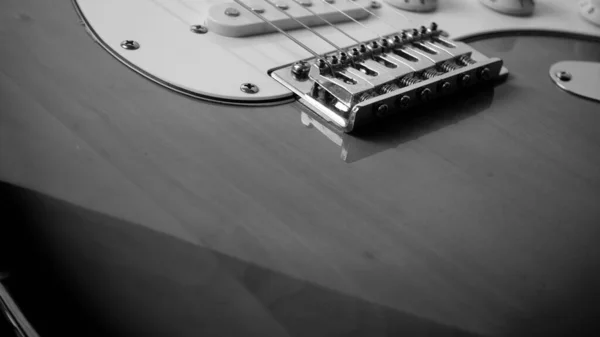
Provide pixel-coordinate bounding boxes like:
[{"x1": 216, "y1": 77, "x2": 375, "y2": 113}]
[{"x1": 206, "y1": 0, "x2": 371, "y2": 38}]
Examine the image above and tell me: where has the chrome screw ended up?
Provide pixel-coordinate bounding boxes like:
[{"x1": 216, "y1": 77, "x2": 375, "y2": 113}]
[
  {"x1": 291, "y1": 61, "x2": 311, "y2": 79},
  {"x1": 397, "y1": 95, "x2": 410, "y2": 108},
  {"x1": 276, "y1": 2, "x2": 289, "y2": 10},
  {"x1": 439, "y1": 81, "x2": 451, "y2": 93},
  {"x1": 479, "y1": 67, "x2": 491, "y2": 81},
  {"x1": 240, "y1": 83, "x2": 259, "y2": 94},
  {"x1": 190, "y1": 25, "x2": 208, "y2": 34},
  {"x1": 299, "y1": 0, "x2": 313, "y2": 6},
  {"x1": 420, "y1": 88, "x2": 432, "y2": 102},
  {"x1": 325, "y1": 0, "x2": 335, "y2": 3},
  {"x1": 370, "y1": 1, "x2": 381, "y2": 9},
  {"x1": 460, "y1": 74, "x2": 471, "y2": 87},
  {"x1": 375, "y1": 104, "x2": 389, "y2": 117},
  {"x1": 556, "y1": 71, "x2": 572, "y2": 82},
  {"x1": 120, "y1": 40, "x2": 140, "y2": 50},
  {"x1": 225, "y1": 7, "x2": 240, "y2": 17},
  {"x1": 252, "y1": 6, "x2": 265, "y2": 13}
]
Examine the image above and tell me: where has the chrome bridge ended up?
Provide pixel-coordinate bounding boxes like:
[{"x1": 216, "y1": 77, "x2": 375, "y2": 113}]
[{"x1": 271, "y1": 23, "x2": 508, "y2": 132}]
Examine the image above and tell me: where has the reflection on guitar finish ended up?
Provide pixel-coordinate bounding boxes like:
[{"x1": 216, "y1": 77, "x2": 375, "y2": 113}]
[{"x1": 299, "y1": 85, "x2": 497, "y2": 163}]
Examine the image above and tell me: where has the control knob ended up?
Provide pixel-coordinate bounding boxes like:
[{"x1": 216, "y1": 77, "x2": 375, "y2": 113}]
[
  {"x1": 479, "y1": 0, "x2": 535, "y2": 16},
  {"x1": 384, "y1": 0, "x2": 438, "y2": 12}
]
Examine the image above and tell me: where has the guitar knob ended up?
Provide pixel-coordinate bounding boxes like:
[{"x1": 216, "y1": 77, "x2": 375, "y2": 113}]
[
  {"x1": 479, "y1": 0, "x2": 535, "y2": 16},
  {"x1": 383, "y1": 0, "x2": 438, "y2": 12},
  {"x1": 580, "y1": 0, "x2": 600, "y2": 27}
]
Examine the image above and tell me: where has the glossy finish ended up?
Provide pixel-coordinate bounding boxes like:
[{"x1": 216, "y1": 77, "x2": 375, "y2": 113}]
[{"x1": 2, "y1": 1, "x2": 600, "y2": 336}]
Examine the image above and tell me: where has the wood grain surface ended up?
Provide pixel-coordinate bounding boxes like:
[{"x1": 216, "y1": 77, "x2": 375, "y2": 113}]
[{"x1": 1, "y1": 1, "x2": 600, "y2": 336}]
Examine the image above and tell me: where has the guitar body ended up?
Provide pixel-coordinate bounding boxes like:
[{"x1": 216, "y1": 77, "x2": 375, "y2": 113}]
[{"x1": 1, "y1": 1, "x2": 600, "y2": 336}]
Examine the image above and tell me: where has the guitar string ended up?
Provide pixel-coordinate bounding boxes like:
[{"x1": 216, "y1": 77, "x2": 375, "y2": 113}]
[
  {"x1": 262, "y1": 0, "x2": 344, "y2": 51},
  {"x1": 345, "y1": 0, "x2": 400, "y2": 32},
  {"x1": 289, "y1": 0, "x2": 361, "y2": 44},
  {"x1": 232, "y1": 0, "x2": 324, "y2": 60},
  {"x1": 318, "y1": 0, "x2": 384, "y2": 39},
  {"x1": 234, "y1": 0, "x2": 425, "y2": 69},
  {"x1": 387, "y1": 4, "x2": 415, "y2": 25},
  {"x1": 349, "y1": 1, "x2": 433, "y2": 36}
]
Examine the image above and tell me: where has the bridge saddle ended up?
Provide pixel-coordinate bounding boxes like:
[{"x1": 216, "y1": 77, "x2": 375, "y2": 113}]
[{"x1": 271, "y1": 24, "x2": 507, "y2": 132}]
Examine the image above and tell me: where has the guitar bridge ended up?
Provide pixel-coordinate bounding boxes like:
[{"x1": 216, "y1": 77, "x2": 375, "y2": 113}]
[{"x1": 271, "y1": 24, "x2": 508, "y2": 132}]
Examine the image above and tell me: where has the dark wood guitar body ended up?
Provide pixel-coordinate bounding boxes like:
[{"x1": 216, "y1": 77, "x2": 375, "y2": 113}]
[{"x1": 1, "y1": 1, "x2": 600, "y2": 336}]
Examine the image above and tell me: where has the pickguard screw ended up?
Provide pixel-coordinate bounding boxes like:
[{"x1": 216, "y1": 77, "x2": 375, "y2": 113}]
[
  {"x1": 190, "y1": 25, "x2": 208, "y2": 34},
  {"x1": 556, "y1": 71, "x2": 572, "y2": 82},
  {"x1": 252, "y1": 6, "x2": 265, "y2": 13},
  {"x1": 370, "y1": 1, "x2": 381, "y2": 9},
  {"x1": 325, "y1": 0, "x2": 335, "y2": 3},
  {"x1": 120, "y1": 40, "x2": 140, "y2": 50},
  {"x1": 276, "y1": 2, "x2": 289, "y2": 10},
  {"x1": 240, "y1": 83, "x2": 259, "y2": 94},
  {"x1": 225, "y1": 7, "x2": 240, "y2": 17},
  {"x1": 299, "y1": 0, "x2": 313, "y2": 6},
  {"x1": 291, "y1": 61, "x2": 311, "y2": 79}
]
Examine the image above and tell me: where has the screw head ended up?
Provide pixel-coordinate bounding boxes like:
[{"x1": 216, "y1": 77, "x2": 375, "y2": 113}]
[
  {"x1": 479, "y1": 67, "x2": 491, "y2": 81},
  {"x1": 439, "y1": 81, "x2": 451, "y2": 93},
  {"x1": 240, "y1": 83, "x2": 259, "y2": 94},
  {"x1": 120, "y1": 40, "x2": 140, "y2": 50},
  {"x1": 316, "y1": 58, "x2": 327, "y2": 68},
  {"x1": 190, "y1": 25, "x2": 208, "y2": 34},
  {"x1": 555, "y1": 71, "x2": 572, "y2": 82},
  {"x1": 298, "y1": 0, "x2": 312, "y2": 6},
  {"x1": 375, "y1": 104, "x2": 389, "y2": 117},
  {"x1": 251, "y1": 6, "x2": 265, "y2": 13},
  {"x1": 325, "y1": 0, "x2": 335, "y2": 3},
  {"x1": 460, "y1": 74, "x2": 471, "y2": 87},
  {"x1": 397, "y1": 95, "x2": 411, "y2": 108},
  {"x1": 370, "y1": 1, "x2": 381, "y2": 9},
  {"x1": 225, "y1": 7, "x2": 240, "y2": 17},
  {"x1": 291, "y1": 61, "x2": 311, "y2": 79},
  {"x1": 276, "y1": 2, "x2": 289, "y2": 10},
  {"x1": 339, "y1": 52, "x2": 348, "y2": 62},
  {"x1": 420, "y1": 88, "x2": 432, "y2": 102}
]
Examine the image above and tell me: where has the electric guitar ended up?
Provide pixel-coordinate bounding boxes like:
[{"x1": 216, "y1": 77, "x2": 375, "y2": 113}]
[{"x1": 1, "y1": 1, "x2": 600, "y2": 336}]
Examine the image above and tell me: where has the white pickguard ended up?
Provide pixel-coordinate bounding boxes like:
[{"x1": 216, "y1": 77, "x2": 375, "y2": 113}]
[{"x1": 74, "y1": 0, "x2": 600, "y2": 105}]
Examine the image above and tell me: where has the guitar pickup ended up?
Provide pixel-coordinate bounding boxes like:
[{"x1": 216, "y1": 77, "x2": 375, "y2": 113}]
[
  {"x1": 206, "y1": 0, "x2": 370, "y2": 38},
  {"x1": 271, "y1": 24, "x2": 508, "y2": 132}
]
